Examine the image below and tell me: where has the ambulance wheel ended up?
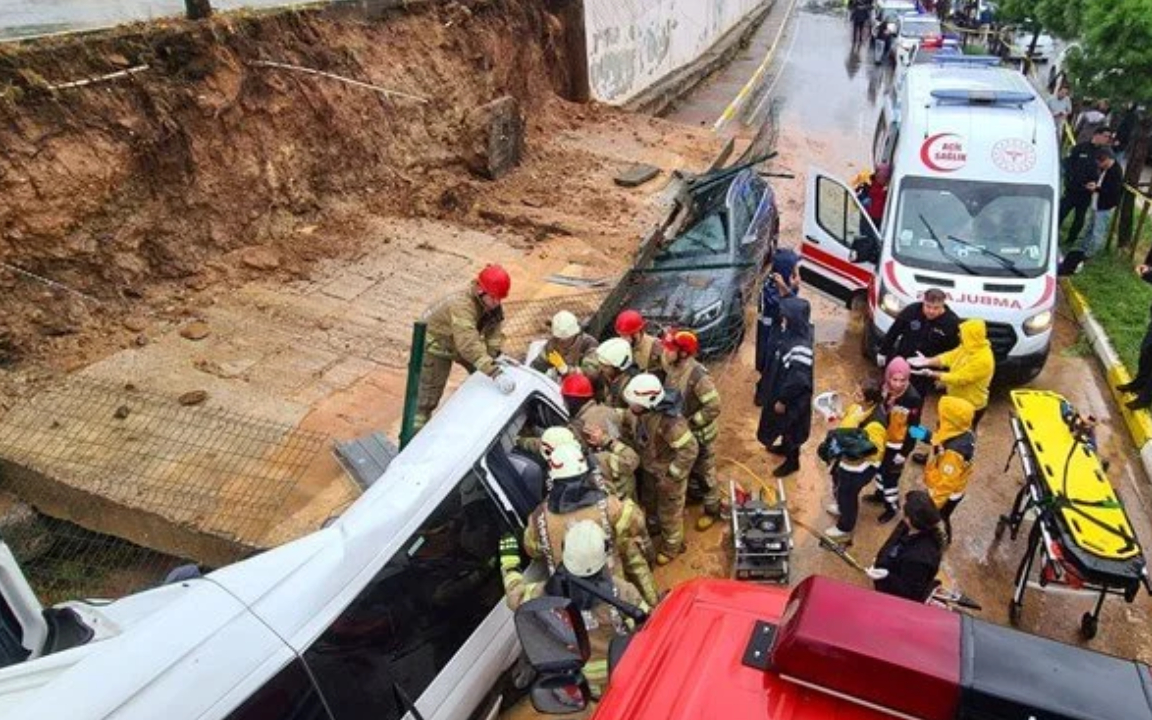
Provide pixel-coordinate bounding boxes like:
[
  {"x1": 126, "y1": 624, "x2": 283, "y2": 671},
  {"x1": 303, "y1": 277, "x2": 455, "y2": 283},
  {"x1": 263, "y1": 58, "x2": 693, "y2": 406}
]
[
  {"x1": 1080, "y1": 613, "x2": 1098, "y2": 640},
  {"x1": 1008, "y1": 601, "x2": 1022, "y2": 626}
]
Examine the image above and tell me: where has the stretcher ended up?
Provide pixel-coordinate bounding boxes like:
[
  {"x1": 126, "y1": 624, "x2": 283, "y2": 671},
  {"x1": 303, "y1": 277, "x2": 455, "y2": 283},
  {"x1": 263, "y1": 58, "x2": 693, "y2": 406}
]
[{"x1": 998, "y1": 389, "x2": 1151, "y2": 639}]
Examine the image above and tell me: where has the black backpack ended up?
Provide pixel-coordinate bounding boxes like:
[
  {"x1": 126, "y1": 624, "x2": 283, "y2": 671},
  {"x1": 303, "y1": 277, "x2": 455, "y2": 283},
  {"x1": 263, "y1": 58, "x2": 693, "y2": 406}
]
[{"x1": 817, "y1": 428, "x2": 878, "y2": 464}]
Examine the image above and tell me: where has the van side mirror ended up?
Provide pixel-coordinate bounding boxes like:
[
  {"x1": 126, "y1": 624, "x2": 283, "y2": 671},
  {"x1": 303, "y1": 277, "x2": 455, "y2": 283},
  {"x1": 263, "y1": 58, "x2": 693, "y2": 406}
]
[
  {"x1": 515, "y1": 597, "x2": 592, "y2": 715},
  {"x1": 530, "y1": 675, "x2": 590, "y2": 715}
]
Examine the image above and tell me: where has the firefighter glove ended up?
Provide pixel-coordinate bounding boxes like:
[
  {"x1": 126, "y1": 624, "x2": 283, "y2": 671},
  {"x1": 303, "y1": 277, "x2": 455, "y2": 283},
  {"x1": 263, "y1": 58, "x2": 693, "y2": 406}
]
[
  {"x1": 499, "y1": 534, "x2": 521, "y2": 571},
  {"x1": 547, "y1": 349, "x2": 570, "y2": 375}
]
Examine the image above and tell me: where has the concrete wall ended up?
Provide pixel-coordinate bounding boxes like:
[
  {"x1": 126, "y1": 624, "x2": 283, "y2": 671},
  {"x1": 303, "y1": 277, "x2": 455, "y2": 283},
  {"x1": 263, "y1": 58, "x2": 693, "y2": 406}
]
[{"x1": 584, "y1": 0, "x2": 766, "y2": 104}]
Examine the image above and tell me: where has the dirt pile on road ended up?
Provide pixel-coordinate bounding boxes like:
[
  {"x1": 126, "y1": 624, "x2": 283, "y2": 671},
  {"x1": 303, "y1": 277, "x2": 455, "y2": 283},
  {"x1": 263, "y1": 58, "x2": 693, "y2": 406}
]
[{"x1": 0, "y1": 0, "x2": 584, "y2": 370}]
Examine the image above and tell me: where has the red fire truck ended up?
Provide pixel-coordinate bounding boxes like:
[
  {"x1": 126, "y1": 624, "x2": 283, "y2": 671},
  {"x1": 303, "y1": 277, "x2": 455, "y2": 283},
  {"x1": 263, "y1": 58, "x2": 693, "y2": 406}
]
[{"x1": 514, "y1": 575, "x2": 1152, "y2": 720}]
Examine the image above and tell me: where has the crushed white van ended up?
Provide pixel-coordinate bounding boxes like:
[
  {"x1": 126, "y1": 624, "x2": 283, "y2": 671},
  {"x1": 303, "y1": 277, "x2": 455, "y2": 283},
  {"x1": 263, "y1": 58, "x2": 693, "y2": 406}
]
[
  {"x1": 800, "y1": 57, "x2": 1060, "y2": 382},
  {"x1": 0, "y1": 364, "x2": 565, "y2": 720}
]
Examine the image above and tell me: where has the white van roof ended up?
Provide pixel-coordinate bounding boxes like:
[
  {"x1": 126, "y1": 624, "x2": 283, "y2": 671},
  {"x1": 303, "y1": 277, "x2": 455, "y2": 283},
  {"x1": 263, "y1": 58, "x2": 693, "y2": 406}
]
[
  {"x1": 894, "y1": 62, "x2": 1059, "y2": 186},
  {"x1": 0, "y1": 365, "x2": 560, "y2": 719}
]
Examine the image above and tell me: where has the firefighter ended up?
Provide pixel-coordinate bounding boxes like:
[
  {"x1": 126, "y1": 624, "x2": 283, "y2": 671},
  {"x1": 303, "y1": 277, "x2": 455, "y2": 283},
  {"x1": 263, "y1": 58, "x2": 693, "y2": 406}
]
[
  {"x1": 659, "y1": 329, "x2": 723, "y2": 530},
  {"x1": 499, "y1": 520, "x2": 648, "y2": 699},
  {"x1": 615, "y1": 309, "x2": 661, "y2": 373},
  {"x1": 517, "y1": 423, "x2": 581, "y2": 462},
  {"x1": 580, "y1": 403, "x2": 641, "y2": 501},
  {"x1": 530, "y1": 310, "x2": 599, "y2": 376},
  {"x1": 622, "y1": 373, "x2": 699, "y2": 565},
  {"x1": 594, "y1": 337, "x2": 637, "y2": 408},
  {"x1": 922, "y1": 395, "x2": 976, "y2": 541},
  {"x1": 824, "y1": 379, "x2": 888, "y2": 544},
  {"x1": 414, "y1": 264, "x2": 513, "y2": 431},
  {"x1": 523, "y1": 443, "x2": 659, "y2": 606}
]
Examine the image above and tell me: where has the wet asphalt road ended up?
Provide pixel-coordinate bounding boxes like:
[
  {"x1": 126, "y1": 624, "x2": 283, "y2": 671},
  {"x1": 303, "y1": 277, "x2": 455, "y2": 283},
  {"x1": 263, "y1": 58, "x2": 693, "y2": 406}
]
[{"x1": 662, "y1": 0, "x2": 1152, "y2": 661}]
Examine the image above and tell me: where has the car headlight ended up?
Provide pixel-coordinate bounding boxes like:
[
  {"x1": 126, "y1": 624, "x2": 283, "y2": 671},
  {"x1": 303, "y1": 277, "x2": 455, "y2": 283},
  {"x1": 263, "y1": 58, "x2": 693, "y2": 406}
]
[
  {"x1": 693, "y1": 300, "x2": 724, "y2": 329},
  {"x1": 878, "y1": 286, "x2": 905, "y2": 318},
  {"x1": 1023, "y1": 310, "x2": 1053, "y2": 336}
]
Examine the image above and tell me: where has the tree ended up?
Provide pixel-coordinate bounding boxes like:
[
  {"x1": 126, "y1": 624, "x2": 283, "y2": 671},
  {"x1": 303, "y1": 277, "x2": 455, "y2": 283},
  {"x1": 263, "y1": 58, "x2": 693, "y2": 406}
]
[{"x1": 1070, "y1": 0, "x2": 1152, "y2": 250}]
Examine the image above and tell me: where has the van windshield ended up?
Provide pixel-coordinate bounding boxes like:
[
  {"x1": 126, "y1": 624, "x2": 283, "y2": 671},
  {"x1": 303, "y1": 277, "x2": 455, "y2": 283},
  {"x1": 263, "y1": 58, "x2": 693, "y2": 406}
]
[{"x1": 892, "y1": 176, "x2": 1053, "y2": 278}]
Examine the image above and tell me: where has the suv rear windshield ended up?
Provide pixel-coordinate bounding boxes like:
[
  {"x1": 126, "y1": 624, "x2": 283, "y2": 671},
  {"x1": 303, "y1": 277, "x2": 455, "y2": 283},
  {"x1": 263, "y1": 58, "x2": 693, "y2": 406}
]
[
  {"x1": 900, "y1": 18, "x2": 941, "y2": 37},
  {"x1": 892, "y1": 176, "x2": 1053, "y2": 278}
]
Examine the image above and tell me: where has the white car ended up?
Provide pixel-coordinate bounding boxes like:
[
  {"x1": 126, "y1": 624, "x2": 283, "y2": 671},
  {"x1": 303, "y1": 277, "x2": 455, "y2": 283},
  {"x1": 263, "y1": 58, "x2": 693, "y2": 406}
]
[
  {"x1": 1008, "y1": 30, "x2": 1056, "y2": 63},
  {"x1": 894, "y1": 15, "x2": 943, "y2": 66},
  {"x1": 0, "y1": 364, "x2": 566, "y2": 720}
]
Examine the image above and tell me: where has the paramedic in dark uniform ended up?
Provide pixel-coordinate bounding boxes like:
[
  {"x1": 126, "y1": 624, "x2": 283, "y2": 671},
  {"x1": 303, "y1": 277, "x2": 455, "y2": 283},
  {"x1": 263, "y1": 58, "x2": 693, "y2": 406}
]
[
  {"x1": 877, "y1": 287, "x2": 960, "y2": 398},
  {"x1": 865, "y1": 490, "x2": 946, "y2": 602}
]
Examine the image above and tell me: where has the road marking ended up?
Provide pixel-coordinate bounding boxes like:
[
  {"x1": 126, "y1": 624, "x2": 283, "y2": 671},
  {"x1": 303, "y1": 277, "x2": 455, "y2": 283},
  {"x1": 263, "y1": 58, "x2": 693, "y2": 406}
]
[
  {"x1": 713, "y1": 0, "x2": 803, "y2": 132},
  {"x1": 749, "y1": 11, "x2": 803, "y2": 123}
]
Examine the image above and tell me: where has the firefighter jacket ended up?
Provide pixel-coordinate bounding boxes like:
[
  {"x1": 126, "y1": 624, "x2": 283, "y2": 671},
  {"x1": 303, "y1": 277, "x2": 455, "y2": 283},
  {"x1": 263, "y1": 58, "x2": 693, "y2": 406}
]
[
  {"x1": 884, "y1": 385, "x2": 923, "y2": 456},
  {"x1": 523, "y1": 475, "x2": 658, "y2": 606},
  {"x1": 624, "y1": 389, "x2": 699, "y2": 482},
  {"x1": 662, "y1": 357, "x2": 721, "y2": 445},
  {"x1": 529, "y1": 332, "x2": 599, "y2": 375},
  {"x1": 838, "y1": 402, "x2": 888, "y2": 469},
  {"x1": 924, "y1": 396, "x2": 976, "y2": 506},
  {"x1": 937, "y1": 320, "x2": 994, "y2": 411},
  {"x1": 592, "y1": 440, "x2": 641, "y2": 498},
  {"x1": 633, "y1": 333, "x2": 661, "y2": 373},
  {"x1": 422, "y1": 288, "x2": 504, "y2": 376},
  {"x1": 599, "y1": 366, "x2": 639, "y2": 409},
  {"x1": 500, "y1": 564, "x2": 647, "y2": 698}
]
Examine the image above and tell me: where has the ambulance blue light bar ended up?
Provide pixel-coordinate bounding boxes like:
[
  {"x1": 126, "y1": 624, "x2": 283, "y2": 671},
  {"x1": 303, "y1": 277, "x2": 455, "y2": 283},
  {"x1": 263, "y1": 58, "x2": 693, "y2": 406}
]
[
  {"x1": 930, "y1": 88, "x2": 1035, "y2": 105},
  {"x1": 931, "y1": 55, "x2": 1001, "y2": 67}
]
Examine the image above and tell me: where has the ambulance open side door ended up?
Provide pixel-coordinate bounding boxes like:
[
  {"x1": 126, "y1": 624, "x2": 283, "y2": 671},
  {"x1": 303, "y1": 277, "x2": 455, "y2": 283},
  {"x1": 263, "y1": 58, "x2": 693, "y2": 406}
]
[{"x1": 800, "y1": 169, "x2": 880, "y2": 308}]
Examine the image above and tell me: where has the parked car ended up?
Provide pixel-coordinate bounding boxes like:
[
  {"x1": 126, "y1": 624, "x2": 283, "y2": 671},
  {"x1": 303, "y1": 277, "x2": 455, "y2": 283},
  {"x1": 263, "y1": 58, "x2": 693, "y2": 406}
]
[
  {"x1": 870, "y1": 0, "x2": 917, "y2": 64},
  {"x1": 893, "y1": 14, "x2": 943, "y2": 66},
  {"x1": 0, "y1": 365, "x2": 566, "y2": 720},
  {"x1": 614, "y1": 165, "x2": 779, "y2": 358},
  {"x1": 1007, "y1": 29, "x2": 1056, "y2": 63}
]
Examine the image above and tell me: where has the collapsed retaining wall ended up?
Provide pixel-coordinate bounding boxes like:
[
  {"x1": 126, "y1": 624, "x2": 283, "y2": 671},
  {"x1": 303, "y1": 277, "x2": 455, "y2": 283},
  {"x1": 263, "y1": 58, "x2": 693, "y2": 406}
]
[{"x1": 584, "y1": 0, "x2": 769, "y2": 104}]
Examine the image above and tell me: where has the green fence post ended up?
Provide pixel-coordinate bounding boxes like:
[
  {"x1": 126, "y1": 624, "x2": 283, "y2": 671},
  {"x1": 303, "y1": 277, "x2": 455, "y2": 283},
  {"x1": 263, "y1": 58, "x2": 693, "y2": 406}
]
[{"x1": 400, "y1": 321, "x2": 427, "y2": 449}]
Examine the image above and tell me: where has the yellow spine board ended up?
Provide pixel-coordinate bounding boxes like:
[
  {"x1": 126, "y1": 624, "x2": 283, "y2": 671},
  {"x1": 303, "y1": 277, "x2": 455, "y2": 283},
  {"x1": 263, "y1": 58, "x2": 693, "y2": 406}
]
[{"x1": 1009, "y1": 389, "x2": 1139, "y2": 560}]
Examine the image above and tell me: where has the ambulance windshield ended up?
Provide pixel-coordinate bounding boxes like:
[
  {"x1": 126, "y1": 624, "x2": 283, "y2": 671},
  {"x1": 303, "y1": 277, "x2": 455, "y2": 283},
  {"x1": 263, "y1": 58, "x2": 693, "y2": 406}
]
[{"x1": 893, "y1": 176, "x2": 1052, "y2": 278}]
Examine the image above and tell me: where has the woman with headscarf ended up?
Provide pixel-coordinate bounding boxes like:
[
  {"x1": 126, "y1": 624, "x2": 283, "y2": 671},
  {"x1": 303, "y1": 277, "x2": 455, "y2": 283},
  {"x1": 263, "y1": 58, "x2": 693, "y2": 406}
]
[
  {"x1": 923, "y1": 395, "x2": 977, "y2": 540},
  {"x1": 824, "y1": 378, "x2": 888, "y2": 543},
  {"x1": 866, "y1": 490, "x2": 947, "y2": 602},
  {"x1": 757, "y1": 296, "x2": 813, "y2": 477},
  {"x1": 868, "y1": 358, "x2": 923, "y2": 524},
  {"x1": 755, "y1": 249, "x2": 801, "y2": 406},
  {"x1": 909, "y1": 318, "x2": 995, "y2": 430}
]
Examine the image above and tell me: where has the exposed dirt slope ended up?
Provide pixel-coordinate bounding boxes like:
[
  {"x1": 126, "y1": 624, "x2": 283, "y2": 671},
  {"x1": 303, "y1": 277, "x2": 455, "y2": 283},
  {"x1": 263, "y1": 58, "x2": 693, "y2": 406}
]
[{"x1": 0, "y1": 0, "x2": 579, "y2": 370}]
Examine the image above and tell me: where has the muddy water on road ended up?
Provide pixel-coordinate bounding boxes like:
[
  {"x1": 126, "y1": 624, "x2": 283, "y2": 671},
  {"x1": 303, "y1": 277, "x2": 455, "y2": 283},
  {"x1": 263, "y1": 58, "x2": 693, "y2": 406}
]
[{"x1": 664, "y1": 0, "x2": 1152, "y2": 662}]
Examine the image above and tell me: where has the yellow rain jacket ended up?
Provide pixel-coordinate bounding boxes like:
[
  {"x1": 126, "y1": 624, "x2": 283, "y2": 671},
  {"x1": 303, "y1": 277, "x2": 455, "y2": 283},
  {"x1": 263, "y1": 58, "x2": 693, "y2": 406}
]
[
  {"x1": 839, "y1": 402, "x2": 888, "y2": 467},
  {"x1": 924, "y1": 396, "x2": 977, "y2": 507},
  {"x1": 937, "y1": 320, "x2": 994, "y2": 411}
]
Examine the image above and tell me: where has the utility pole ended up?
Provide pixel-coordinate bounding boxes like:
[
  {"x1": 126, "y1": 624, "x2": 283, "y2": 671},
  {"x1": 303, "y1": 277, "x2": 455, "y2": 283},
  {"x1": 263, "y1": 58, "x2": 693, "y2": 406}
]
[{"x1": 185, "y1": 0, "x2": 213, "y2": 20}]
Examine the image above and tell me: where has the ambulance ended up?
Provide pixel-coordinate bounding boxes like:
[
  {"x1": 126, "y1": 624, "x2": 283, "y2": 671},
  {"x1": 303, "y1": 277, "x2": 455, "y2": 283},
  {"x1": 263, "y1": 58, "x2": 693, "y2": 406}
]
[{"x1": 800, "y1": 57, "x2": 1060, "y2": 382}]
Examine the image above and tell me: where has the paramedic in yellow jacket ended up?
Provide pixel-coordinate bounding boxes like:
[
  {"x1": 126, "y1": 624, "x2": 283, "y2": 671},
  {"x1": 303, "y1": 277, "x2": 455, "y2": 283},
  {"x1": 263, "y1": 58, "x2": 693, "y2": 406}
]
[
  {"x1": 825, "y1": 379, "x2": 889, "y2": 544},
  {"x1": 414, "y1": 264, "x2": 513, "y2": 431},
  {"x1": 923, "y1": 395, "x2": 976, "y2": 541},
  {"x1": 908, "y1": 319, "x2": 995, "y2": 430},
  {"x1": 660, "y1": 329, "x2": 723, "y2": 531},
  {"x1": 523, "y1": 443, "x2": 659, "y2": 606},
  {"x1": 500, "y1": 520, "x2": 648, "y2": 700}
]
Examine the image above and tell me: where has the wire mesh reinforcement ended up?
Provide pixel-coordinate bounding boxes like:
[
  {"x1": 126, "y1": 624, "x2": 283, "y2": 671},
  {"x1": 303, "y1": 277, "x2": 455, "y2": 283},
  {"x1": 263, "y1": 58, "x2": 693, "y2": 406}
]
[
  {"x1": 500, "y1": 286, "x2": 617, "y2": 357},
  {"x1": 0, "y1": 378, "x2": 328, "y2": 592}
]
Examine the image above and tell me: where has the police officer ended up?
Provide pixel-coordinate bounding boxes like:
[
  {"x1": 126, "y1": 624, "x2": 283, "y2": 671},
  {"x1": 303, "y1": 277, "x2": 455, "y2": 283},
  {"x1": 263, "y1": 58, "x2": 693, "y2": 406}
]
[
  {"x1": 659, "y1": 330, "x2": 723, "y2": 530},
  {"x1": 877, "y1": 287, "x2": 960, "y2": 398},
  {"x1": 622, "y1": 373, "x2": 699, "y2": 565},
  {"x1": 414, "y1": 264, "x2": 513, "y2": 431}
]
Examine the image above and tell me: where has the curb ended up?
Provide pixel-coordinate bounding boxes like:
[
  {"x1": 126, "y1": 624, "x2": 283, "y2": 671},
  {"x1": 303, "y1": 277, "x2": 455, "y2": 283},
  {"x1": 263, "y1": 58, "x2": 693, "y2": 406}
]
[{"x1": 1061, "y1": 278, "x2": 1152, "y2": 481}]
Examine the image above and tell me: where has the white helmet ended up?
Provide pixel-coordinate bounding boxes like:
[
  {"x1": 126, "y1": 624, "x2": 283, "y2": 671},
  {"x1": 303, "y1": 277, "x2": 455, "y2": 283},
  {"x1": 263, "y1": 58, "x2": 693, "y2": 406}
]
[
  {"x1": 540, "y1": 426, "x2": 579, "y2": 459},
  {"x1": 551, "y1": 310, "x2": 581, "y2": 340},
  {"x1": 622, "y1": 373, "x2": 665, "y2": 409},
  {"x1": 562, "y1": 519, "x2": 608, "y2": 577},
  {"x1": 596, "y1": 337, "x2": 634, "y2": 371},
  {"x1": 548, "y1": 442, "x2": 589, "y2": 481}
]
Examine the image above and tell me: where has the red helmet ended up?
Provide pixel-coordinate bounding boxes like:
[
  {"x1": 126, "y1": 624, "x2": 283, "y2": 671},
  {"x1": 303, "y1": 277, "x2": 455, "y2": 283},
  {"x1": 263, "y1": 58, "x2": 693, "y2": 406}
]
[
  {"x1": 662, "y1": 329, "x2": 699, "y2": 357},
  {"x1": 476, "y1": 264, "x2": 511, "y2": 300},
  {"x1": 614, "y1": 309, "x2": 646, "y2": 336},
  {"x1": 560, "y1": 373, "x2": 595, "y2": 399}
]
